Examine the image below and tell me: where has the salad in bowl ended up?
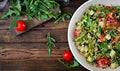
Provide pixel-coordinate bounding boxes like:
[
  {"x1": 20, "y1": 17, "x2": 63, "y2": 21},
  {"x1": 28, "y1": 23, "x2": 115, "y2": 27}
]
[{"x1": 68, "y1": 0, "x2": 120, "y2": 71}]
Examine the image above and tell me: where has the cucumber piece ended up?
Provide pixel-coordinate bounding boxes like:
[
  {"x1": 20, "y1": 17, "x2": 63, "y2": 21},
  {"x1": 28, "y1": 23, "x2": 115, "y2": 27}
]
[
  {"x1": 80, "y1": 47, "x2": 84, "y2": 52},
  {"x1": 117, "y1": 27, "x2": 120, "y2": 32},
  {"x1": 89, "y1": 10, "x2": 94, "y2": 15},
  {"x1": 105, "y1": 34, "x2": 111, "y2": 40},
  {"x1": 110, "y1": 62, "x2": 119, "y2": 69},
  {"x1": 110, "y1": 49, "x2": 116, "y2": 58},
  {"x1": 87, "y1": 56, "x2": 93, "y2": 62}
]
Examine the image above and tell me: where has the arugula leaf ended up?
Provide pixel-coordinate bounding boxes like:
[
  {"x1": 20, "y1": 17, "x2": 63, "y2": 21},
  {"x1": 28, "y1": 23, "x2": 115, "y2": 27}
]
[
  {"x1": 89, "y1": 5, "x2": 96, "y2": 11},
  {"x1": 58, "y1": 58, "x2": 79, "y2": 69},
  {"x1": 9, "y1": 15, "x2": 20, "y2": 30},
  {"x1": 70, "y1": 59, "x2": 79, "y2": 68},
  {"x1": 98, "y1": 42, "x2": 108, "y2": 54},
  {"x1": 16, "y1": 0, "x2": 21, "y2": 11},
  {"x1": 116, "y1": 44, "x2": 120, "y2": 51},
  {"x1": 46, "y1": 32, "x2": 56, "y2": 57},
  {"x1": 54, "y1": 13, "x2": 72, "y2": 24},
  {"x1": 2, "y1": 0, "x2": 72, "y2": 30},
  {"x1": 98, "y1": 42, "x2": 108, "y2": 48},
  {"x1": 74, "y1": 33, "x2": 86, "y2": 42}
]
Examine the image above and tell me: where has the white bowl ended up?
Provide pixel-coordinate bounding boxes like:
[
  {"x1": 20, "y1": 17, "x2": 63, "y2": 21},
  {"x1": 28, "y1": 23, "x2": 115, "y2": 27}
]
[{"x1": 68, "y1": 0, "x2": 120, "y2": 71}]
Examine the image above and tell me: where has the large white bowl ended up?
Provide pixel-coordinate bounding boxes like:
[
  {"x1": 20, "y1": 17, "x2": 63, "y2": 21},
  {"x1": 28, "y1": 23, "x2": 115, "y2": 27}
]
[{"x1": 68, "y1": 0, "x2": 120, "y2": 71}]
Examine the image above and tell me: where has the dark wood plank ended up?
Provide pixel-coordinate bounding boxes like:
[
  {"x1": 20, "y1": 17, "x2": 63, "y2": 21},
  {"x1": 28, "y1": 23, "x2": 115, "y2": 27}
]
[
  {"x1": 0, "y1": 59, "x2": 88, "y2": 71},
  {"x1": 0, "y1": 29, "x2": 67, "y2": 43},
  {"x1": 60, "y1": 0, "x2": 87, "y2": 13},
  {"x1": 0, "y1": 43, "x2": 69, "y2": 60},
  {"x1": 0, "y1": 42, "x2": 88, "y2": 71},
  {"x1": 0, "y1": 0, "x2": 89, "y2": 71}
]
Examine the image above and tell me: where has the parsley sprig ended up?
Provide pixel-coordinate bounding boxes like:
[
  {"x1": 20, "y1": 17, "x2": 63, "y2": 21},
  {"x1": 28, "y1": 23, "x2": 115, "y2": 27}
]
[
  {"x1": 46, "y1": 32, "x2": 56, "y2": 56},
  {"x1": 58, "y1": 58, "x2": 79, "y2": 69}
]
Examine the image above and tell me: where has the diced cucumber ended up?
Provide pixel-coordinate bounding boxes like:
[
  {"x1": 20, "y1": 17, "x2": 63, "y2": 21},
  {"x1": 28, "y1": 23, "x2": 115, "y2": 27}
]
[
  {"x1": 87, "y1": 33, "x2": 91, "y2": 39},
  {"x1": 80, "y1": 46, "x2": 84, "y2": 52},
  {"x1": 117, "y1": 27, "x2": 120, "y2": 32},
  {"x1": 98, "y1": 21, "x2": 104, "y2": 28},
  {"x1": 84, "y1": 47, "x2": 88, "y2": 52},
  {"x1": 76, "y1": 25, "x2": 81, "y2": 29},
  {"x1": 94, "y1": 47, "x2": 98, "y2": 52},
  {"x1": 89, "y1": 10, "x2": 94, "y2": 15},
  {"x1": 110, "y1": 62, "x2": 119, "y2": 69},
  {"x1": 110, "y1": 49, "x2": 116, "y2": 58},
  {"x1": 96, "y1": 33, "x2": 100, "y2": 37},
  {"x1": 87, "y1": 56, "x2": 93, "y2": 62},
  {"x1": 105, "y1": 34, "x2": 111, "y2": 40}
]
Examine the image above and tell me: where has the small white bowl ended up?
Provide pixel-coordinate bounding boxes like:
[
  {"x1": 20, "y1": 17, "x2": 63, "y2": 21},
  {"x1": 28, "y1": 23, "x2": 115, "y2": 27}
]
[{"x1": 68, "y1": 0, "x2": 120, "y2": 71}]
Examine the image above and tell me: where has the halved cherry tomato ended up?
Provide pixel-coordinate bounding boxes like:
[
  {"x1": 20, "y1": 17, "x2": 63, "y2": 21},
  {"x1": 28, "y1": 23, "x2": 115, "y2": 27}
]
[
  {"x1": 63, "y1": 50, "x2": 73, "y2": 61},
  {"x1": 96, "y1": 57, "x2": 110, "y2": 68},
  {"x1": 73, "y1": 29, "x2": 80, "y2": 38},
  {"x1": 105, "y1": 6, "x2": 111, "y2": 9},
  {"x1": 115, "y1": 22, "x2": 119, "y2": 29},
  {"x1": 106, "y1": 17, "x2": 116, "y2": 24},
  {"x1": 15, "y1": 20, "x2": 27, "y2": 32}
]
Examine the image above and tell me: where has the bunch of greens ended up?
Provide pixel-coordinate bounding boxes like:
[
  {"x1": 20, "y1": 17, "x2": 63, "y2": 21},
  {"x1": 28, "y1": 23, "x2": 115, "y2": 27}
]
[
  {"x1": 46, "y1": 32, "x2": 56, "y2": 56},
  {"x1": 1, "y1": 0, "x2": 72, "y2": 30}
]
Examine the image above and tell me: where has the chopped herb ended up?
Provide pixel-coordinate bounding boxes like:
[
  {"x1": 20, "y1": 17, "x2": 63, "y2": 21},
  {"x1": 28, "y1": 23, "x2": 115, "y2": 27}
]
[
  {"x1": 58, "y1": 58, "x2": 79, "y2": 69},
  {"x1": 116, "y1": 44, "x2": 120, "y2": 51},
  {"x1": 46, "y1": 32, "x2": 56, "y2": 57}
]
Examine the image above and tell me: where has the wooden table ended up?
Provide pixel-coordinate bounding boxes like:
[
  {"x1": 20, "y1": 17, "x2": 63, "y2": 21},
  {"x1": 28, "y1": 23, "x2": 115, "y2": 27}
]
[{"x1": 0, "y1": 0, "x2": 89, "y2": 71}]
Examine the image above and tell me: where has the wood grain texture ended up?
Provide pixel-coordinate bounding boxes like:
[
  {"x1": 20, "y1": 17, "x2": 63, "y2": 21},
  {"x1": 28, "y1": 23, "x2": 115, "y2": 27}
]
[{"x1": 0, "y1": 0, "x2": 89, "y2": 71}]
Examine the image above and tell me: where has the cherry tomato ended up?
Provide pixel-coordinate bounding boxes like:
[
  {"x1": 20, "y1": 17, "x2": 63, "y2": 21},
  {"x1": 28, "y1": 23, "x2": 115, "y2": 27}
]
[
  {"x1": 73, "y1": 29, "x2": 80, "y2": 38},
  {"x1": 106, "y1": 6, "x2": 111, "y2": 9},
  {"x1": 96, "y1": 57, "x2": 110, "y2": 68},
  {"x1": 15, "y1": 20, "x2": 27, "y2": 31},
  {"x1": 63, "y1": 50, "x2": 73, "y2": 61},
  {"x1": 106, "y1": 17, "x2": 117, "y2": 24},
  {"x1": 115, "y1": 22, "x2": 119, "y2": 29}
]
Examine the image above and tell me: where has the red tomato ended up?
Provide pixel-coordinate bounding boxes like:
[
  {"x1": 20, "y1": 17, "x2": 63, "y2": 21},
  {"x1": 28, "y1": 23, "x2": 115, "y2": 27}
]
[
  {"x1": 106, "y1": 6, "x2": 111, "y2": 8},
  {"x1": 82, "y1": 29, "x2": 85, "y2": 33},
  {"x1": 63, "y1": 50, "x2": 73, "y2": 61},
  {"x1": 106, "y1": 17, "x2": 116, "y2": 24},
  {"x1": 115, "y1": 22, "x2": 119, "y2": 29},
  {"x1": 74, "y1": 29, "x2": 80, "y2": 38},
  {"x1": 96, "y1": 57, "x2": 110, "y2": 68},
  {"x1": 15, "y1": 20, "x2": 27, "y2": 31}
]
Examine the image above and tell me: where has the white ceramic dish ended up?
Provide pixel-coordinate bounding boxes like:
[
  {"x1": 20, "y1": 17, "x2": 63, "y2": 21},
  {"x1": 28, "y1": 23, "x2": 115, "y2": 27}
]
[
  {"x1": 68, "y1": 0, "x2": 120, "y2": 71},
  {"x1": 0, "y1": 0, "x2": 8, "y2": 9}
]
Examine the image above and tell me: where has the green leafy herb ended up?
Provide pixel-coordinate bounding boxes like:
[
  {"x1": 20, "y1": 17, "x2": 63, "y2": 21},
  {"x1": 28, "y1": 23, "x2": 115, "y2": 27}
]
[
  {"x1": 54, "y1": 13, "x2": 72, "y2": 24},
  {"x1": 116, "y1": 44, "x2": 120, "y2": 51},
  {"x1": 98, "y1": 42, "x2": 108, "y2": 49},
  {"x1": 58, "y1": 58, "x2": 79, "y2": 69},
  {"x1": 89, "y1": 5, "x2": 96, "y2": 11},
  {"x1": 2, "y1": 0, "x2": 72, "y2": 30},
  {"x1": 74, "y1": 33, "x2": 86, "y2": 42},
  {"x1": 46, "y1": 32, "x2": 56, "y2": 57},
  {"x1": 9, "y1": 15, "x2": 20, "y2": 30}
]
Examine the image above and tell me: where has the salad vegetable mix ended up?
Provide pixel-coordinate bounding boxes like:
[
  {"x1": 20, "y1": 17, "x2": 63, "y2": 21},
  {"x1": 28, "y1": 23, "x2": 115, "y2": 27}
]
[{"x1": 74, "y1": 4, "x2": 120, "y2": 69}]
